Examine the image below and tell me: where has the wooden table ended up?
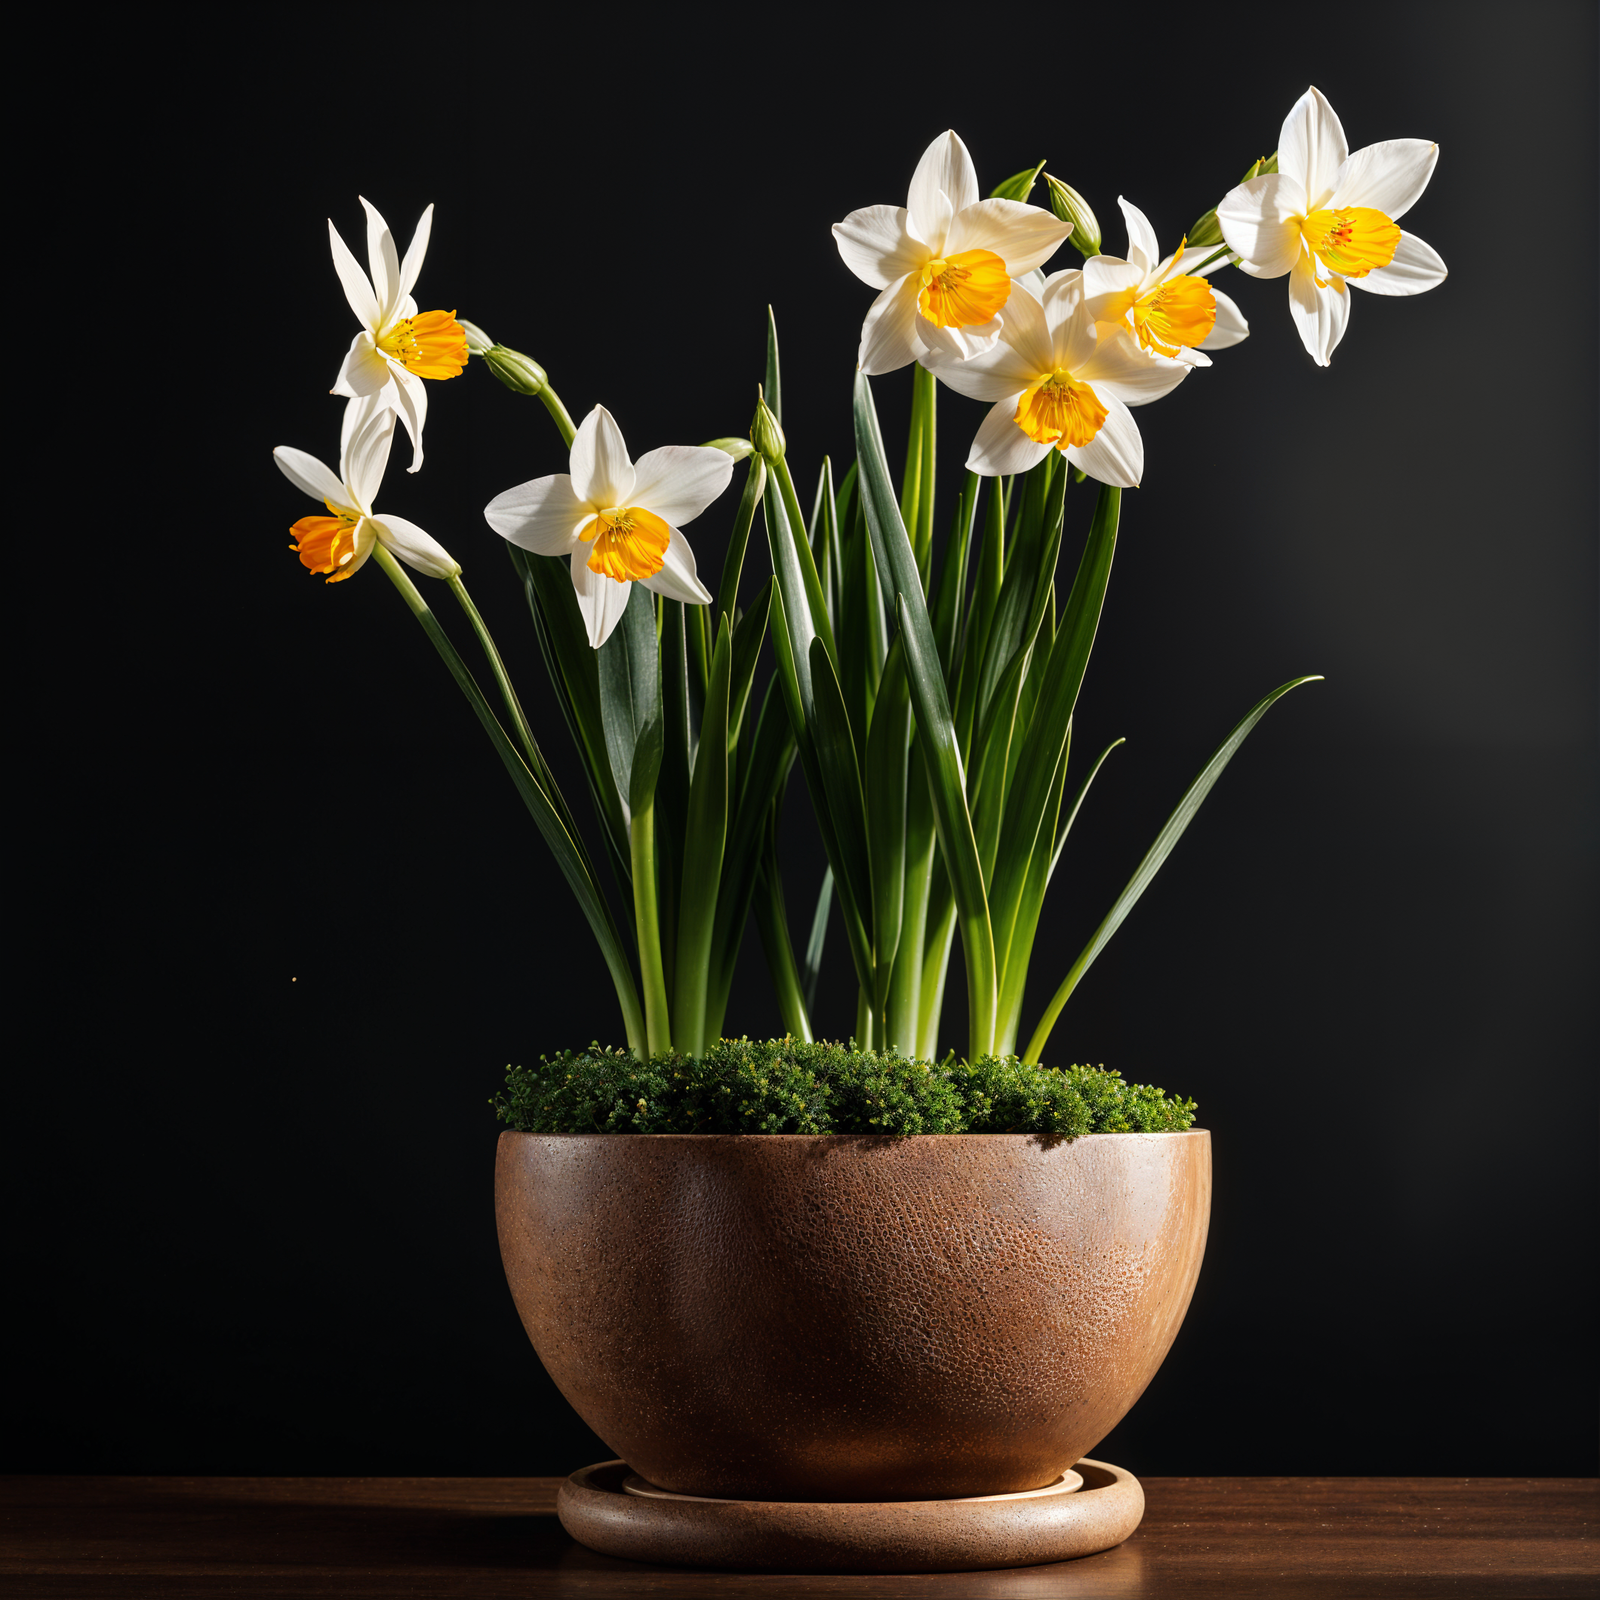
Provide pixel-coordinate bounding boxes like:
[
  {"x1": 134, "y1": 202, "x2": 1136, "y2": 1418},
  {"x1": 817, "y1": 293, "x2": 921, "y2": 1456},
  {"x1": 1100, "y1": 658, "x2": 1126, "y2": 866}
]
[{"x1": 2, "y1": 1476, "x2": 1594, "y2": 1597}]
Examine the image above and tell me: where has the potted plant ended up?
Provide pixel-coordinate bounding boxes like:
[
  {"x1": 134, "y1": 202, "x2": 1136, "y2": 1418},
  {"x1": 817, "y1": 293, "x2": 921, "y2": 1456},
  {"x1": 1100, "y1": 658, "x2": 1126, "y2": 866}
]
[{"x1": 272, "y1": 88, "x2": 1443, "y2": 1571}]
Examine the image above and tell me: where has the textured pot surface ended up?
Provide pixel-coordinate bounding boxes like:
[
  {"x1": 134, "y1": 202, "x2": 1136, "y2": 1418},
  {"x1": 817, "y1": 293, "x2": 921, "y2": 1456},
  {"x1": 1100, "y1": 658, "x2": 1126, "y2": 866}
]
[{"x1": 495, "y1": 1131, "x2": 1210, "y2": 1501}]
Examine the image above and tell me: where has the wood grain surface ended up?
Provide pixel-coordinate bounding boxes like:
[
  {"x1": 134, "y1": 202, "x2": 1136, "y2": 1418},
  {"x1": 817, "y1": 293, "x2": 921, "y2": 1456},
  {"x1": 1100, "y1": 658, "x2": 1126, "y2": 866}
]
[{"x1": 1, "y1": 1475, "x2": 1594, "y2": 1597}]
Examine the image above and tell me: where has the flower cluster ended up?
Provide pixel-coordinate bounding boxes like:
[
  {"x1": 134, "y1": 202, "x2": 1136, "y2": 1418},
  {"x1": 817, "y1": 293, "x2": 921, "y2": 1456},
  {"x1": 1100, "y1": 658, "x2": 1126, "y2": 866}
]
[{"x1": 833, "y1": 89, "x2": 1443, "y2": 485}]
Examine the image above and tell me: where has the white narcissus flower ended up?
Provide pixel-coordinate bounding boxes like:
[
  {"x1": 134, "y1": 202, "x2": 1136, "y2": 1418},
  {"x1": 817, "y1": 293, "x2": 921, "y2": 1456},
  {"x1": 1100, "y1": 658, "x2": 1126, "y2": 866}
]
[
  {"x1": 833, "y1": 131, "x2": 1073, "y2": 375},
  {"x1": 274, "y1": 396, "x2": 459, "y2": 584},
  {"x1": 484, "y1": 406, "x2": 732, "y2": 649},
  {"x1": 1083, "y1": 197, "x2": 1249, "y2": 368},
  {"x1": 933, "y1": 274, "x2": 1188, "y2": 487},
  {"x1": 329, "y1": 198, "x2": 468, "y2": 472},
  {"x1": 1216, "y1": 87, "x2": 1445, "y2": 366}
]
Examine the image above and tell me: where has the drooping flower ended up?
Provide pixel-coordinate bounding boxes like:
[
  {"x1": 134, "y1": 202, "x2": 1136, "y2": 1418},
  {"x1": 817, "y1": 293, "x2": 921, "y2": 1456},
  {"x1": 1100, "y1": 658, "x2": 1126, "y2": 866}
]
[
  {"x1": 484, "y1": 406, "x2": 731, "y2": 649},
  {"x1": 329, "y1": 198, "x2": 468, "y2": 472},
  {"x1": 833, "y1": 131, "x2": 1073, "y2": 375},
  {"x1": 1216, "y1": 87, "x2": 1445, "y2": 365},
  {"x1": 930, "y1": 274, "x2": 1188, "y2": 487},
  {"x1": 1083, "y1": 197, "x2": 1249, "y2": 367},
  {"x1": 274, "y1": 396, "x2": 459, "y2": 584}
]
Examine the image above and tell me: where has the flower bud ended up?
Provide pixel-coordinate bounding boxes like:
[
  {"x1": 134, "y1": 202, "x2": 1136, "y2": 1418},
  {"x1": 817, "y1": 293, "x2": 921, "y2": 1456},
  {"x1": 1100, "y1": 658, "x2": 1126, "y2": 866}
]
[
  {"x1": 1045, "y1": 174, "x2": 1101, "y2": 258},
  {"x1": 483, "y1": 345, "x2": 549, "y2": 397},
  {"x1": 703, "y1": 436, "x2": 755, "y2": 460},
  {"x1": 1186, "y1": 208, "x2": 1224, "y2": 248},
  {"x1": 458, "y1": 318, "x2": 495, "y2": 356},
  {"x1": 750, "y1": 388, "x2": 786, "y2": 461}
]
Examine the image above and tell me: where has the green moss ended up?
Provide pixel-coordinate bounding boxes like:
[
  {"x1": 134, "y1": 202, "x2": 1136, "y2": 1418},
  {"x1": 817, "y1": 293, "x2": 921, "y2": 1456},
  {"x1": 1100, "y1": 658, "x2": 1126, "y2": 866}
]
[{"x1": 491, "y1": 1039, "x2": 1196, "y2": 1137}]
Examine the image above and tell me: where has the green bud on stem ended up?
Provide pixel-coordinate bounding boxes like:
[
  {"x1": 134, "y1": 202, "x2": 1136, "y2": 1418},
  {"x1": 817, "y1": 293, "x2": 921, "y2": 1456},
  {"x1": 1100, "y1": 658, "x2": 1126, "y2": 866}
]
[
  {"x1": 1045, "y1": 174, "x2": 1102, "y2": 259},
  {"x1": 1187, "y1": 152, "x2": 1278, "y2": 257},
  {"x1": 750, "y1": 386, "x2": 786, "y2": 461},
  {"x1": 703, "y1": 437, "x2": 755, "y2": 461},
  {"x1": 483, "y1": 345, "x2": 549, "y2": 397}
]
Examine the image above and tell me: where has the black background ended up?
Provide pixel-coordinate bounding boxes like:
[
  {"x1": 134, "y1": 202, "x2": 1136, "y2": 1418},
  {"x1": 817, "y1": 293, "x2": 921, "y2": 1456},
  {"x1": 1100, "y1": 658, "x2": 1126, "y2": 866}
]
[{"x1": 9, "y1": 3, "x2": 1595, "y2": 1479}]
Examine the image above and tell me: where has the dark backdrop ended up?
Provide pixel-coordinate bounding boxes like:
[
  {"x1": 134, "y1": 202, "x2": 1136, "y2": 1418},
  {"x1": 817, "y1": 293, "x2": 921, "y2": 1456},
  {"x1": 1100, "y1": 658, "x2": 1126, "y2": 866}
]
[{"x1": 10, "y1": 3, "x2": 1595, "y2": 1478}]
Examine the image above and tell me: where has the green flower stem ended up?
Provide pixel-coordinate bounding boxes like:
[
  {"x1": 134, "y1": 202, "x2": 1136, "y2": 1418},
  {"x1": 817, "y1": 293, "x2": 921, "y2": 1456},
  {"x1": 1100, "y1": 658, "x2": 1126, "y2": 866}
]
[
  {"x1": 630, "y1": 798, "x2": 672, "y2": 1055},
  {"x1": 915, "y1": 364, "x2": 936, "y2": 586},
  {"x1": 539, "y1": 383, "x2": 577, "y2": 447},
  {"x1": 855, "y1": 985, "x2": 874, "y2": 1053},
  {"x1": 372, "y1": 545, "x2": 647, "y2": 1059},
  {"x1": 754, "y1": 858, "x2": 813, "y2": 1043},
  {"x1": 447, "y1": 573, "x2": 539, "y2": 771}
]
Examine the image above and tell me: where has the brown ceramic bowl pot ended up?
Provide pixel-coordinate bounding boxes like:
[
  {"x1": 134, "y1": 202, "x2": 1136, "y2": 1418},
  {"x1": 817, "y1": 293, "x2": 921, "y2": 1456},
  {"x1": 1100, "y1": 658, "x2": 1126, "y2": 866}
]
[{"x1": 495, "y1": 1130, "x2": 1209, "y2": 1502}]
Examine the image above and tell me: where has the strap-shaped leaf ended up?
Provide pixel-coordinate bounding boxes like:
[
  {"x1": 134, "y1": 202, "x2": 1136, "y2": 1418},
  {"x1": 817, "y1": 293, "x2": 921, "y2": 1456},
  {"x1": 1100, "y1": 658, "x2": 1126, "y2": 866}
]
[
  {"x1": 715, "y1": 455, "x2": 767, "y2": 632},
  {"x1": 705, "y1": 683, "x2": 796, "y2": 1041},
  {"x1": 864, "y1": 637, "x2": 910, "y2": 1009},
  {"x1": 990, "y1": 484, "x2": 1119, "y2": 1001},
  {"x1": 989, "y1": 158, "x2": 1048, "y2": 202},
  {"x1": 728, "y1": 578, "x2": 772, "y2": 750},
  {"x1": 953, "y1": 477, "x2": 1008, "y2": 767},
  {"x1": 1023, "y1": 674, "x2": 1322, "y2": 1062},
  {"x1": 929, "y1": 471, "x2": 979, "y2": 687},
  {"x1": 1050, "y1": 734, "x2": 1125, "y2": 881},
  {"x1": 802, "y1": 866, "x2": 834, "y2": 1014},
  {"x1": 656, "y1": 600, "x2": 693, "y2": 995},
  {"x1": 508, "y1": 546, "x2": 630, "y2": 885},
  {"x1": 598, "y1": 581, "x2": 664, "y2": 816},
  {"x1": 809, "y1": 635, "x2": 875, "y2": 995},
  {"x1": 765, "y1": 304, "x2": 782, "y2": 424},
  {"x1": 673, "y1": 617, "x2": 733, "y2": 1058},
  {"x1": 854, "y1": 371, "x2": 998, "y2": 1056}
]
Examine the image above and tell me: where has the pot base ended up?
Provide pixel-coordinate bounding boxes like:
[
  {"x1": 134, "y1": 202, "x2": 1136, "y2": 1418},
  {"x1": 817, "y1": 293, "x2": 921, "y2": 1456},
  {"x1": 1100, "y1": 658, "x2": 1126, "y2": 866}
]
[{"x1": 556, "y1": 1456, "x2": 1143, "y2": 1573}]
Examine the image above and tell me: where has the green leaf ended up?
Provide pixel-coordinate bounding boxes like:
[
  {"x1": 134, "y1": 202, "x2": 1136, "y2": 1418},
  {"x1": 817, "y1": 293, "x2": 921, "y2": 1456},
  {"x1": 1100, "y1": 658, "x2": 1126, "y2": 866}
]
[
  {"x1": 1023, "y1": 675, "x2": 1323, "y2": 1063},
  {"x1": 597, "y1": 581, "x2": 663, "y2": 816},
  {"x1": 728, "y1": 579, "x2": 772, "y2": 750},
  {"x1": 1050, "y1": 734, "x2": 1125, "y2": 880},
  {"x1": 864, "y1": 638, "x2": 910, "y2": 1011},
  {"x1": 656, "y1": 600, "x2": 693, "y2": 996},
  {"x1": 853, "y1": 371, "x2": 998, "y2": 1057},
  {"x1": 929, "y1": 471, "x2": 979, "y2": 687},
  {"x1": 990, "y1": 158, "x2": 1048, "y2": 203},
  {"x1": 808, "y1": 635, "x2": 875, "y2": 995},
  {"x1": 508, "y1": 546, "x2": 630, "y2": 886},
  {"x1": 764, "y1": 304, "x2": 781, "y2": 424},
  {"x1": 705, "y1": 682, "x2": 796, "y2": 1042},
  {"x1": 990, "y1": 484, "x2": 1119, "y2": 1005},
  {"x1": 802, "y1": 866, "x2": 833, "y2": 1014},
  {"x1": 715, "y1": 455, "x2": 767, "y2": 632},
  {"x1": 673, "y1": 617, "x2": 733, "y2": 1058}
]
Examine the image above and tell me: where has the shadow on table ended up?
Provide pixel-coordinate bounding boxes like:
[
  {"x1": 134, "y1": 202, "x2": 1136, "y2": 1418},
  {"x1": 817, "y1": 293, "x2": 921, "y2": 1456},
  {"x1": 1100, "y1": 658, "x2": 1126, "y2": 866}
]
[{"x1": 113, "y1": 1480, "x2": 1150, "y2": 1594}]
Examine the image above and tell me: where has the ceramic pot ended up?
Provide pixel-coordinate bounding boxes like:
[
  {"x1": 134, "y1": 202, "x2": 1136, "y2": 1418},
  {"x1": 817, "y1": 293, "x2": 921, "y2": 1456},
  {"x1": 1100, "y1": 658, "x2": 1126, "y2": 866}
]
[{"x1": 495, "y1": 1130, "x2": 1209, "y2": 1502}]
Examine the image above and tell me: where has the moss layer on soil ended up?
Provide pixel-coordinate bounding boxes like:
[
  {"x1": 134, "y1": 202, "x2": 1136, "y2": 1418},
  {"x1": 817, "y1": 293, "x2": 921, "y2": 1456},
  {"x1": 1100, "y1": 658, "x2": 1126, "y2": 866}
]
[{"x1": 492, "y1": 1038, "x2": 1196, "y2": 1137}]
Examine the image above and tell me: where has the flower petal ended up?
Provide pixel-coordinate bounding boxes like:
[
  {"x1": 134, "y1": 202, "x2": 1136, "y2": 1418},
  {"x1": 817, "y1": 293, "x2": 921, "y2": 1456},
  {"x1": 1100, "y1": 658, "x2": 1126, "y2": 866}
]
[
  {"x1": 398, "y1": 203, "x2": 434, "y2": 301},
  {"x1": 908, "y1": 130, "x2": 979, "y2": 242},
  {"x1": 628, "y1": 445, "x2": 735, "y2": 526},
  {"x1": 273, "y1": 446, "x2": 346, "y2": 506},
  {"x1": 916, "y1": 313, "x2": 1001, "y2": 364},
  {"x1": 1200, "y1": 288, "x2": 1249, "y2": 349},
  {"x1": 328, "y1": 221, "x2": 379, "y2": 330},
  {"x1": 642, "y1": 524, "x2": 712, "y2": 605},
  {"x1": 341, "y1": 396, "x2": 394, "y2": 511},
  {"x1": 1328, "y1": 138, "x2": 1438, "y2": 222},
  {"x1": 924, "y1": 304, "x2": 1043, "y2": 402},
  {"x1": 943, "y1": 199, "x2": 1072, "y2": 276},
  {"x1": 967, "y1": 397, "x2": 1051, "y2": 477},
  {"x1": 389, "y1": 366, "x2": 428, "y2": 473},
  {"x1": 1116, "y1": 197, "x2": 1161, "y2": 276},
  {"x1": 360, "y1": 197, "x2": 403, "y2": 328},
  {"x1": 570, "y1": 553, "x2": 633, "y2": 649},
  {"x1": 372, "y1": 514, "x2": 457, "y2": 579},
  {"x1": 859, "y1": 275, "x2": 925, "y2": 375},
  {"x1": 1279, "y1": 85, "x2": 1349, "y2": 211},
  {"x1": 1043, "y1": 278, "x2": 1097, "y2": 371},
  {"x1": 570, "y1": 405, "x2": 635, "y2": 507},
  {"x1": 1218, "y1": 174, "x2": 1306, "y2": 279},
  {"x1": 331, "y1": 332, "x2": 390, "y2": 398},
  {"x1": 484, "y1": 474, "x2": 589, "y2": 555},
  {"x1": 1286, "y1": 253, "x2": 1351, "y2": 366},
  {"x1": 1077, "y1": 330, "x2": 1189, "y2": 406},
  {"x1": 1066, "y1": 393, "x2": 1142, "y2": 488},
  {"x1": 833, "y1": 205, "x2": 925, "y2": 289},
  {"x1": 1347, "y1": 229, "x2": 1447, "y2": 296},
  {"x1": 1081, "y1": 255, "x2": 1145, "y2": 323}
]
